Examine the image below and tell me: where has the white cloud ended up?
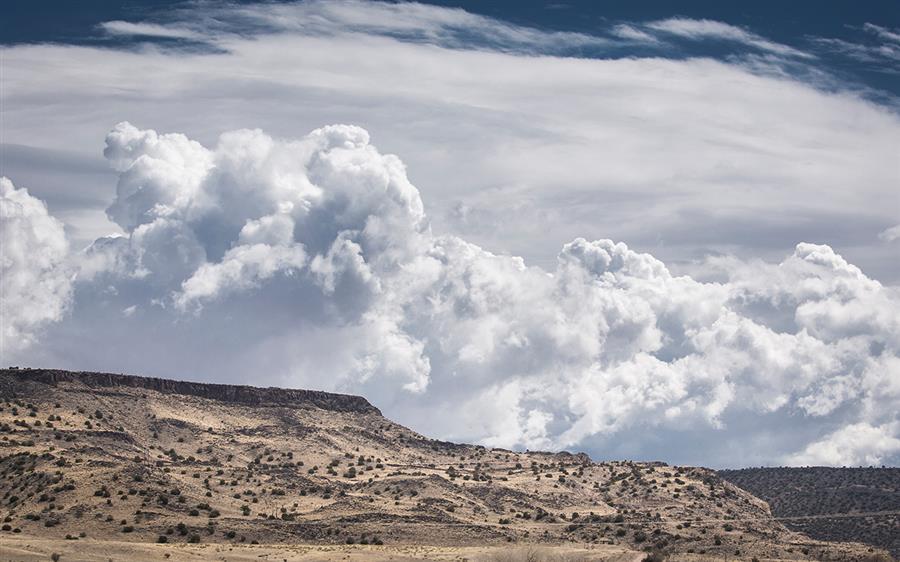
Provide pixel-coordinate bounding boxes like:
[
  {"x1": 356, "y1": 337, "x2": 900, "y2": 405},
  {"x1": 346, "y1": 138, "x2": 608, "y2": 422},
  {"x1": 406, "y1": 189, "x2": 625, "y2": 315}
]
[
  {"x1": 4, "y1": 3, "x2": 897, "y2": 285},
  {"x1": 647, "y1": 17, "x2": 812, "y2": 58},
  {"x1": 8, "y1": 122, "x2": 900, "y2": 467},
  {"x1": 809, "y1": 23, "x2": 900, "y2": 69},
  {"x1": 611, "y1": 24, "x2": 660, "y2": 44},
  {"x1": 811, "y1": 37, "x2": 900, "y2": 67},
  {"x1": 880, "y1": 224, "x2": 900, "y2": 242},
  {"x1": 99, "y1": 21, "x2": 204, "y2": 41},
  {"x1": 788, "y1": 422, "x2": 900, "y2": 466},
  {"x1": 863, "y1": 23, "x2": 900, "y2": 45},
  {"x1": 0, "y1": 178, "x2": 72, "y2": 357},
  {"x1": 2, "y1": 1, "x2": 899, "y2": 467},
  {"x1": 221, "y1": 0, "x2": 610, "y2": 54},
  {"x1": 177, "y1": 243, "x2": 307, "y2": 311}
]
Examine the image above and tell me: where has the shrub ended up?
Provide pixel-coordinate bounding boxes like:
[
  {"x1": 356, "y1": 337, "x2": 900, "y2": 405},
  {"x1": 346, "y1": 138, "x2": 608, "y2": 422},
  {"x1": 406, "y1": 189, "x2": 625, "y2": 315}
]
[{"x1": 634, "y1": 531, "x2": 647, "y2": 543}]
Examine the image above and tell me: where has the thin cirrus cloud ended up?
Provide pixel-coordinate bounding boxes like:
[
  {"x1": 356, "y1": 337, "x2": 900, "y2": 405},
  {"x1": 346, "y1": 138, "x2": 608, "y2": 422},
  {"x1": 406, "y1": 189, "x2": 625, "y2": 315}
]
[
  {"x1": 863, "y1": 22, "x2": 900, "y2": 45},
  {"x1": 644, "y1": 17, "x2": 814, "y2": 59},
  {"x1": 2, "y1": 1, "x2": 899, "y2": 467},
  {"x1": 809, "y1": 22, "x2": 900, "y2": 69},
  {"x1": 96, "y1": 0, "x2": 610, "y2": 55},
  {"x1": 99, "y1": 20, "x2": 205, "y2": 41},
  {"x1": 610, "y1": 24, "x2": 662, "y2": 44}
]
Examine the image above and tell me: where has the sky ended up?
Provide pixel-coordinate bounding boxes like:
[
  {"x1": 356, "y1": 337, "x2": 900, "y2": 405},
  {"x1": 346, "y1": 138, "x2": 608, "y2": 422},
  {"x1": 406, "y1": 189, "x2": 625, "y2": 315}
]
[{"x1": 1, "y1": 0, "x2": 899, "y2": 468}]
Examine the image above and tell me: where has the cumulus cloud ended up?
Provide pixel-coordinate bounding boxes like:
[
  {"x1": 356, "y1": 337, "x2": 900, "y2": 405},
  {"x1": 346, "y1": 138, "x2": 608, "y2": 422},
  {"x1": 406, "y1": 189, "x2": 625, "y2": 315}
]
[
  {"x1": 789, "y1": 422, "x2": 900, "y2": 466},
  {"x1": 6, "y1": 122, "x2": 899, "y2": 467},
  {"x1": 2, "y1": 1, "x2": 899, "y2": 467},
  {"x1": 0, "y1": 178, "x2": 72, "y2": 356},
  {"x1": 176, "y1": 243, "x2": 307, "y2": 310}
]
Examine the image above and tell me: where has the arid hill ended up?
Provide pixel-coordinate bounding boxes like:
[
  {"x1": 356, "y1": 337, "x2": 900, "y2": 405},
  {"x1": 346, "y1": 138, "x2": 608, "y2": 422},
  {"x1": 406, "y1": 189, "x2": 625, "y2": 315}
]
[
  {"x1": 0, "y1": 368, "x2": 890, "y2": 561},
  {"x1": 719, "y1": 467, "x2": 900, "y2": 558}
]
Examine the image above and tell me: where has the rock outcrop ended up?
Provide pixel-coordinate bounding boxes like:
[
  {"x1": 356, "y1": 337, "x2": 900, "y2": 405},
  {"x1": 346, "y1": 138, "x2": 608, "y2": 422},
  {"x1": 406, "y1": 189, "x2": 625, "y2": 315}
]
[{"x1": 0, "y1": 368, "x2": 379, "y2": 414}]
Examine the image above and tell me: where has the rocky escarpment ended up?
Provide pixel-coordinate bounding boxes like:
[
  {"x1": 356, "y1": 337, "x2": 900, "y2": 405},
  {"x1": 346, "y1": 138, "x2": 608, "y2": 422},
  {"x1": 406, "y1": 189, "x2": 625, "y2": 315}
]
[{"x1": 0, "y1": 368, "x2": 379, "y2": 414}]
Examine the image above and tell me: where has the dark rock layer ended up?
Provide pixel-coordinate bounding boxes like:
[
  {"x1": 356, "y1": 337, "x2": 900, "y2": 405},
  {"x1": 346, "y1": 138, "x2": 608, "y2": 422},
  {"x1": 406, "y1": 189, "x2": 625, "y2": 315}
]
[{"x1": 0, "y1": 368, "x2": 380, "y2": 414}]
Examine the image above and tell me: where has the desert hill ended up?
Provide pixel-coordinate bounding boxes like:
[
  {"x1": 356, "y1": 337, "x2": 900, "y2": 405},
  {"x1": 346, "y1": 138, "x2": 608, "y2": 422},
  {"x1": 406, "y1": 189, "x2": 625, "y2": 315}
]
[
  {"x1": 719, "y1": 467, "x2": 900, "y2": 558},
  {"x1": 0, "y1": 368, "x2": 890, "y2": 561}
]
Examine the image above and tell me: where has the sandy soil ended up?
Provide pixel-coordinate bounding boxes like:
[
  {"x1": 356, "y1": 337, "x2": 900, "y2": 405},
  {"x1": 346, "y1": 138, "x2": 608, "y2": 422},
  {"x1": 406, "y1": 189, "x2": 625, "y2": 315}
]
[{"x1": 0, "y1": 536, "x2": 644, "y2": 562}]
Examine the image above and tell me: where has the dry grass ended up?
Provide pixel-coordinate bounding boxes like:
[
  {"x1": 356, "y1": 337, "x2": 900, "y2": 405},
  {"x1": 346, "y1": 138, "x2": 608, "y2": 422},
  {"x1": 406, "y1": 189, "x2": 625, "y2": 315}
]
[{"x1": 478, "y1": 546, "x2": 592, "y2": 562}]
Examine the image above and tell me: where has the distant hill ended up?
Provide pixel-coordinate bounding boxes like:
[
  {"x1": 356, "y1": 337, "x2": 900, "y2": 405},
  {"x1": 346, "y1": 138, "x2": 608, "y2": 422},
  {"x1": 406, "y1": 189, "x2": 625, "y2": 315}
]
[
  {"x1": 0, "y1": 368, "x2": 889, "y2": 561},
  {"x1": 719, "y1": 467, "x2": 900, "y2": 557}
]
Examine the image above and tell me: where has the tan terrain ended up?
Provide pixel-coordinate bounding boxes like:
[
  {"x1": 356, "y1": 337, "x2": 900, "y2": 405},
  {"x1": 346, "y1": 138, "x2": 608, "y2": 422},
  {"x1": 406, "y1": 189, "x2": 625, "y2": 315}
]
[{"x1": 0, "y1": 369, "x2": 890, "y2": 561}]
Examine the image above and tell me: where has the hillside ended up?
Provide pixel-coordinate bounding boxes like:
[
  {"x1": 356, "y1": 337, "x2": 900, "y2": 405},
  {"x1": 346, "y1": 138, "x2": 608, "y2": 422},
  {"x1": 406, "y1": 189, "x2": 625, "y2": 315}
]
[
  {"x1": 719, "y1": 467, "x2": 900, "y2": 558},
  {"x1": 0, "y1": 368, "x2": 889, "y2": 561}
]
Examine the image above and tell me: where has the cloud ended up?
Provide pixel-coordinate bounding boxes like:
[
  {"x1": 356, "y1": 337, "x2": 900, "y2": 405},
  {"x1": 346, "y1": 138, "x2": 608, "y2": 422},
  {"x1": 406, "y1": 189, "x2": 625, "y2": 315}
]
[
  {"x1": 811, "y1": 37, "x2": 900, "y2": 68},
  {"x1": 2, "y1": 1, "x2": 900, "y2": 467},
  {"x1": 176, "y1": 242, "x2": 307, "y2": 310},
  {"x1": 610, "y1": 24, "x2": 660, "y2": 44},
  {"x1": 809, "y1": 22, "x2": 900, "y2": 71},
  {"x1": 863, "y1": 23, "x2": 900, "y2": 45},
  {"x1": 5, "y1": 2, "x2": 897, "y2": 287},
  {"x1": 647, "y1": 17, "x2": 812, "y2": 58},
  {"x1": 99, "y1": 21, "x2": 204, "y2": 41},
  {"x1": 220, "y1": 0, "x2": 610, "y2": 55},
  {"x1": 879, "y1": 225, "x2": 900, "y2": 242},
  {"x1": 788, "y1": 422, "x2": 900, "y2": 466},
  {"x1": 0, "y1": 178, "x2": 72, "y2": 356},
  {"x1": 5, "y1": 122, "x2": 899, "y2": 468},
  {"x1": 97, "y1": 0, "x2": 609, "y2": 56}
]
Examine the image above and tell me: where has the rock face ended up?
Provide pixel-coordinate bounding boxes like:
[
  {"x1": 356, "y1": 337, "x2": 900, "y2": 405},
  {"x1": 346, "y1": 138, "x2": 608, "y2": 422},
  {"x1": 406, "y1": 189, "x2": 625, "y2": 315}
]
[
  {"x1": 1, "y1": 368, "x2": 379, "y2": 414},
  {"x1": 0, "y1": 368, "x2": 889, "y2": 560}
]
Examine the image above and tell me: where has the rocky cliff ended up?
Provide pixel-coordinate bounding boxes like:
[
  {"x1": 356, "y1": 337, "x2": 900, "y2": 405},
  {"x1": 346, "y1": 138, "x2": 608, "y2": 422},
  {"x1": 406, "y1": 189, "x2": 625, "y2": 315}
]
[{"x1": 0, "y1": 368, "x2": 379, "y2": 414}]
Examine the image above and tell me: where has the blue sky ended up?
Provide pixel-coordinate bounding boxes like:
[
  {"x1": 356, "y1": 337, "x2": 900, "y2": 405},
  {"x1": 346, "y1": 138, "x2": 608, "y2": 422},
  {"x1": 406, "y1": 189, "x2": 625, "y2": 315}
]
[{"x1": 1, "y1": 1, "x2": 899, "y2": 468}]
